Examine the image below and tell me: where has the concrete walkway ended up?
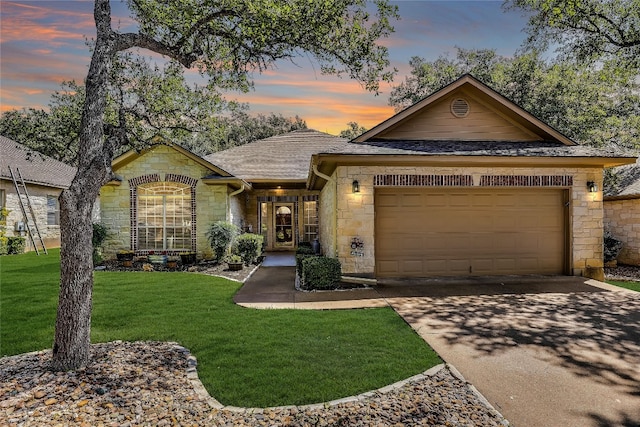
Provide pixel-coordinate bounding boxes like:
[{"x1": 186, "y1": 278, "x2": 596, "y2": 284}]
[{"x1": 234, "y1": 253, "x2": 640, "y2": 426}]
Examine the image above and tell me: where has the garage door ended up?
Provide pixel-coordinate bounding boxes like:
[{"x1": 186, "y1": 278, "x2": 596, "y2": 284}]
[{"x1": 375, "y1": 188, "x2": 568, "y2": 277}]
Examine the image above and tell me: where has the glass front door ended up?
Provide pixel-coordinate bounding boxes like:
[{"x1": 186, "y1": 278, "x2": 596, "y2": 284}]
[{"x1": 274, "y1": 204, "x2": 294, "y2": 248}]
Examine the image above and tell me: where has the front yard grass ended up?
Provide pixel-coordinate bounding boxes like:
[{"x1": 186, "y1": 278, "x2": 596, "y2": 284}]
[
  {"x1": 607, "y1": 280, "x2": 640, "y2": 292},
  {"x1": 0, "y1": 250, "x2": 440, "y2": 407}
]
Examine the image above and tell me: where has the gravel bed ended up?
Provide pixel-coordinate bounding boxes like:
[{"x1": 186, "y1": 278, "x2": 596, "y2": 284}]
[
  {"x1": 604, "y1": 264, "x2": 640, "y2": 282},
  {"x1": 1, "y1": 341, "x2": 506, "y2": 426}
]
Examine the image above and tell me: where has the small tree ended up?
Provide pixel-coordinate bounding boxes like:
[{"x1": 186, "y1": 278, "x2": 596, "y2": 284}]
[{"x1": 206, "y1": 221, "x2": 240, "y2": 262}]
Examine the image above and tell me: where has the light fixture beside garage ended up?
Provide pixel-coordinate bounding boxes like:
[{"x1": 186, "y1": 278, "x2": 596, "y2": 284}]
[
  {"x1": 587, "y1": 181, "x2": 598, "y2": 193},
  {"x1": 352, "y1": 180, "x2": 360, "y2": 193}
]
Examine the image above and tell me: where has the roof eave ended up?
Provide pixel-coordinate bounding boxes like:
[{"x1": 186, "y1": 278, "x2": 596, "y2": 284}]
[{"x1": 308, "y1": 153, "x2": 637, "y2": 190}]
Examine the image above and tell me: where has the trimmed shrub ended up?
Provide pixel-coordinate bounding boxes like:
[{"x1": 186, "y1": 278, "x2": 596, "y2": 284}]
[
  {"x1": 7, "y1": 237, "x2": 26, "y2": 254},
  {"x1": 296, "y1": 253, "x2": 317, "y2": 275},
  {"x1": 234, "y1": 233, "x2": 264, "y2": 265},
  {"x1": 300, "y1": 256, "x2": 341, "y2": 290},
  {"x1": 296, "y1": 245, "x2": 315, "y2": 256},
  {"x1": 206, "y1": 221, "x2": 240, "y2": 261}
]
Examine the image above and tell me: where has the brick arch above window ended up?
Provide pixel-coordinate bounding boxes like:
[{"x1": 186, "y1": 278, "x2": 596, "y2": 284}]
[
  {"x1": 129, "y1": 174, "x2": 197, "y2": 253},
  {"x1": 128, "y1": 174, "x2": 161, "y2": 188},
  {"x1": 164, "y1": 173, "x2": 198, "y2": 188}
]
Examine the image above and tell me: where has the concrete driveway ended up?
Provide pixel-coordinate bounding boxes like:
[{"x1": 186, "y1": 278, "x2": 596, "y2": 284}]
[{"x1": 383, "y1": 277, "x2": 640, "y2": 427}]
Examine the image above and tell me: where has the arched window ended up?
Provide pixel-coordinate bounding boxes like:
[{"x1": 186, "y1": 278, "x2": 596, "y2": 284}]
[{"x1": 137, "y1": 182, "x2": 192, "y2": 250}]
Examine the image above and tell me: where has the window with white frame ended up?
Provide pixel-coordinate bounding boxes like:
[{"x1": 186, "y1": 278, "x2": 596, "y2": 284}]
[
  {"x1": 47, "y1": 195, "x2": 60, "y2": 225},
  {"x1": 303, "y1": 200, "x2": 318, "y2": 242},
  {"x1": 137, "y1": 182, "x2": 192, "y2": 250}
]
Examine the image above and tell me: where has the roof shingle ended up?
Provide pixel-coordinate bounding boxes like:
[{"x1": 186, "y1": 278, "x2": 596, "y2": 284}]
[
  {"x1": 205, "y1": 129, "x2": 348, "y2": 181},
  {"x1": 0, "y1": 135, "x2": 76, "y2": 189}
]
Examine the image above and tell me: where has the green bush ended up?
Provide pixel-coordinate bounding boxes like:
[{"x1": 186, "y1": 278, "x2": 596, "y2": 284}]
[
  {"x1": 234, "y1": 233, "x2": 264, "y2": 265},
  {"x1": 92, "y1": 223, "x2": 109, "y2": 266},
  {"x1": 0, "y1": 236, "x2": 8, "y2": 255},
  {"x1": 296, "y1": 245, "x2": 315, "y2": 255},
  {"x1": 7, "y1": 237, "x2": 26, "y2": 255},
  {"x1": 206, "y1": 221, "x2": 240, "y2": 261},
  {"x1": 92, "y1": 223, "x2": 109, "y2": 248},
  {"x1": 295, "y1": 253, "x2": 317, "y2": 275},
  {"x1": 300, "y1": 256, "x2": 341, "y2": 290}
]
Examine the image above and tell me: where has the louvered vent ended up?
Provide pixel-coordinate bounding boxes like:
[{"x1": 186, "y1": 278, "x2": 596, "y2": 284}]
[{"x1": 451, "y1": 98, "x2": 470, "y2": 118}]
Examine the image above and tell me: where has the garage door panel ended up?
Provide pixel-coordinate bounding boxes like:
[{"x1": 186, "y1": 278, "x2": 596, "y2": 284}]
[
  {"x1": 375, "y1": 188, "x2": 566, "y2": 277},
  {"x1": 402, "y1": 260, "x2": 424, "y2": 274}
]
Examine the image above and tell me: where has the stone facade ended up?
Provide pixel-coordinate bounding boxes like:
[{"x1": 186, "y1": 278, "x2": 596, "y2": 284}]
[
  {"x1": 100, "y1": 145, "x2": 232, "y2": 258},
  {"x1": 0, "y1": 180, "x2": 64, "y2": 249},
  {"x1": 604, "y1": 198, "x2": 640, "y2": 266},
  {"x1": 322, "y1": 165, "x2": 605, "y2": 278}
]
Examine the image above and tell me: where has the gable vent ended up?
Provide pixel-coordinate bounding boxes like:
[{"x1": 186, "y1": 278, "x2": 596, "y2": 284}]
[{"x1": 451, "y1": 98, "x2": 470, "y2": 118}]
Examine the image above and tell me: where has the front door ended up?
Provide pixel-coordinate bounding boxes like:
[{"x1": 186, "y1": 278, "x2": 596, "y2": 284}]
[{"x1": 274, "y1": 204, "x2": 294, "y2": 249}]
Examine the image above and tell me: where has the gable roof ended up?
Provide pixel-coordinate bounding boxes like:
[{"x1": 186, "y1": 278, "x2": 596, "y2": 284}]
[
  {"x1": 0, "y1": 135, "x2": 76, "y2": 189},
  {"x1": 205, "y1": 129, "x2": 348, "y2": 184},
  {"x1": 354, "y1": 74, "x2": 576, "y2": 145},
  {"x1": 112, "y1": 141, "x2": 234, "y2": 177}
]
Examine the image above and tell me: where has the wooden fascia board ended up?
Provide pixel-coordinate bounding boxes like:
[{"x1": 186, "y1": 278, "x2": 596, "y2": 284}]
[
  {"x1": 604, "y1": 194, "x2": 640, "y2": 201},
  {"x1": 313, "y1": 154, "x2": 637, "y2": 169}
]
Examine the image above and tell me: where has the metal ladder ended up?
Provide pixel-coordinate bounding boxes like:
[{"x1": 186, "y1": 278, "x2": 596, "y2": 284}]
[{"x1": 8, "y1": 166, "x2": 48, "y2": 255}]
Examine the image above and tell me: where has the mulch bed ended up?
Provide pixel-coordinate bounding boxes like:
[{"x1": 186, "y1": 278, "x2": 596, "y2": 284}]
[{"x1": 98, "y1": 259, "x2": 257, "y2": 282}]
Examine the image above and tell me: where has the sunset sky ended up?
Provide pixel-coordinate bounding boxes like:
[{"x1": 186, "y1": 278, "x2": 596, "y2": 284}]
[{"x1": 0, "y1": 1, "x2": 531, "y2": 135}]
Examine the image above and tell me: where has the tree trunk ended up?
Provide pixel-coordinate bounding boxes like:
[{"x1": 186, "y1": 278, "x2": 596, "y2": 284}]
[
  {"x1": 51, "y1": 0, "x2": 113, "y2": 371},
  {"x1": 51, "y1": 191, "x2": 96, "y2": 370}
]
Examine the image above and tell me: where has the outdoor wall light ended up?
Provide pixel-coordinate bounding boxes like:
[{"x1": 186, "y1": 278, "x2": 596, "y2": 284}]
[
  {"x1": 587, "y1": 181, "x2": 598, "y2": 193},
  {"x1": 352, "y1": 180, "x2": 360, "y2": 193}
]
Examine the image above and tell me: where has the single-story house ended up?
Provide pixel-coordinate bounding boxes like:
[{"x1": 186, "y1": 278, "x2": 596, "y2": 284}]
[
  {"x1": 100, "y1": 75, "x2": 636, "y2": 279},
  {"x1": 0, "y1": 135, "x2": 76, "y2": 250},
  {"x1": 604, "y1": 161, "x2": 640, "y2": 266}
]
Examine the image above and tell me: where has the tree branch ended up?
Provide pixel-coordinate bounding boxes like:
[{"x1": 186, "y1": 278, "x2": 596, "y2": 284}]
[{"x1": 114, "y1": 33, "x2": 197, "y2": 67}]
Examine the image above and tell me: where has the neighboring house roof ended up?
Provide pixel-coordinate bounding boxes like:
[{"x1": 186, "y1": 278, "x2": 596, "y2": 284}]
[
  {"x1": 205, "y1": 129, "x2": 348, "y2": 183},
  {"x1": 0, "y1": 135, "x2": 76, "y2": 189},
  {"x1": 604, "y1": 160, "x2": 640, "y2": 200}
]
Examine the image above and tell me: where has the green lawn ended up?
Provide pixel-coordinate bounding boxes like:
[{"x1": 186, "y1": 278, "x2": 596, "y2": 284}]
[
  {"x1": 607, "y1": 280, "x2": 640, "y2": 292},
  {"x1": 0, "y1": 250, "x2": 440, "y2": 407}
]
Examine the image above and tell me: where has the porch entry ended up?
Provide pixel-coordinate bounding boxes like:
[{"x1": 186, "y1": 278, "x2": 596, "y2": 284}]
[{"x1": 258, "y1": 195, "x2": 318, "y2": 251}]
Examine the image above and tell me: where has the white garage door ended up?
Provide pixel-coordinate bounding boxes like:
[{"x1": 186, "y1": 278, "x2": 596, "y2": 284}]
[{"x1": 375, "y1": 188, "x2": 568, "y2": 277}]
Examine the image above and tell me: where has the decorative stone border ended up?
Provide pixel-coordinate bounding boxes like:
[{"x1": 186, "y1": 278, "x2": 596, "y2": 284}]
[{"x1": 180, "y1": 343, "x2": 508, "y2": 425}]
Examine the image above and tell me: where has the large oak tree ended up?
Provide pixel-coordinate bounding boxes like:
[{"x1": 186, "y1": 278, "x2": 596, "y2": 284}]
[
  {"x1": 53, "y1": 0, "x2": 397, "y2": 370},
  {"x1": 504, "y1": 0, "x2": 640, "y2": 66}
]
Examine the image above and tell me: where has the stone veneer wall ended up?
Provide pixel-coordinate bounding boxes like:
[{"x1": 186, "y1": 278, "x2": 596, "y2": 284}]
[
  {"x1": 318, "y1": 174, "x2": 337, "y2": 258},
  {"x1": 604, "y1": 198, "x2": 640, "y2": 266},
  {"x1": 100, "y1": 145, "x2": 229, "y2": 258},
  {"x1": 0, "y1": 181, "x2": 65, "y2": 249},
  {"x1": 327, "y1": 165, "x2": 604, "y2": 278}
]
